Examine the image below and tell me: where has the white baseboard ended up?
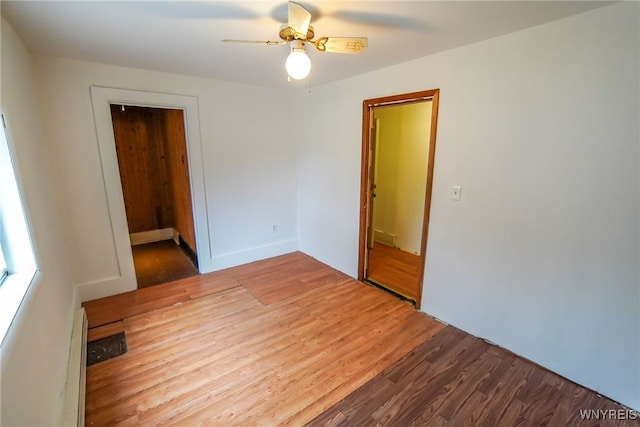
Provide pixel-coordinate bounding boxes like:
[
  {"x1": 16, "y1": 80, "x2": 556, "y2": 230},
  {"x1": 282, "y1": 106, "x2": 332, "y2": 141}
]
[
  {"x1": 207, "y1": 239, "x2": 299, "y2": 272},
  {"x1": 77, "y1": 275, "x2": 137, "y2": 303},
  {"x1": 62, "y1": 307, "x2": 87, "y2": 427},
  {"x1": 374, "y1": 230, "x2": 396, "y2": 247},
  {"x1": 78, "y1": 239, "x2": 299, "y2": 302},
  {"x1": 130, "y1": 228, "x2": 175, "y2": 246}
]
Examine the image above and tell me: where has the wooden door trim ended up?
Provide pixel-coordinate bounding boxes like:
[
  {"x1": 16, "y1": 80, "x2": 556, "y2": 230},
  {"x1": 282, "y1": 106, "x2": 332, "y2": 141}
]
[{"x1": 357, "y1": 89, "x2": 440, "y2": 309}]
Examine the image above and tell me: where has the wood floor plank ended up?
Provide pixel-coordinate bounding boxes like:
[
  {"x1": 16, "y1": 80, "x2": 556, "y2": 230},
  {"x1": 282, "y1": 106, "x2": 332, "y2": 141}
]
[
  {"x1": 82, "y1": 270, "x2": 241, "y2": 328},
  {"x1": 307, "y1": 409, "x2": 347, "y2": 427},
  {"x1": 472, "y1": 357, "x2": 538, "y2": 426},
  {"x1": 236, "y1": 253, "x2": 346, "y2": 305},
  {"x1": 444, "y1": 390, "x2": 490, "y2": 426},
  {"x1": 431, "y1": 351, "x2": 502, "y2": 423},
  {"x1": 87, "y1": 321, "x2": 125, "y2": 342}
]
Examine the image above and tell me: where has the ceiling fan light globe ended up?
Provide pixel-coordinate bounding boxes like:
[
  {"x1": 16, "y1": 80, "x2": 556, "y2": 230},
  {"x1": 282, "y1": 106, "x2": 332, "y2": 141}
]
[{"x1": 285, "y1": 50, "x2": 311, "y2": 80}]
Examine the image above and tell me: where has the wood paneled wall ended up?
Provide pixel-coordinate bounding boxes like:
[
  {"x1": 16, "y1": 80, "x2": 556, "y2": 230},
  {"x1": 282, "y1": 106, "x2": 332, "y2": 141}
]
[
  {"x1": 111, "y1": 105, "x2": 171, "y2": 232},
  {"x1": 110, "y1": 105, "x2": 196, "y2": 254},
  {"x1": 163, "y1": 109, "x2": 196, "y2": 252}
]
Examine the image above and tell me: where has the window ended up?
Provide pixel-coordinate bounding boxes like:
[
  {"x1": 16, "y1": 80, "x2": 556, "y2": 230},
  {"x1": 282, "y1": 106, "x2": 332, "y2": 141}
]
[
  {"x1": 0, "y1": 232, "x2": 7, "y2": 284},
  {"x1": 0, "y1": 112, "x2": 37, "y2": 345}
]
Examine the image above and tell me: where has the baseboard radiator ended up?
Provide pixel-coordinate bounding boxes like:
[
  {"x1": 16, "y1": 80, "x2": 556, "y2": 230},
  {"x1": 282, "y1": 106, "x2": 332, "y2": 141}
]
[{"x1": 62, "y1": 308, "x2": 88, "y2": 427}]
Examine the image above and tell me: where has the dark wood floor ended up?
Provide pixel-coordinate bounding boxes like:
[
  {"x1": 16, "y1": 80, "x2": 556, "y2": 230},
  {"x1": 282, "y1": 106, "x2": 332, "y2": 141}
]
[
  {"x1": 367, "y1": 242, "x2": 422, "y2": 303},
  {"x1": 308, "y1": 326, "x2": 638, "y2": 426},
  {"x1": 131, "y1": 239, "x2": 199, "y2": 288},
  {"x1": 83, "y1": 252, "x2": 637, "y2": 426}
]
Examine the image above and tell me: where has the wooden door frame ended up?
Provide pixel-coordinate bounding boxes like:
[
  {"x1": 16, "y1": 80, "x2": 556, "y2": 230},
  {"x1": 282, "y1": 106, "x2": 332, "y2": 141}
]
[{"x1": 357, "y1": 89, "x2": 440, "y2": 309}]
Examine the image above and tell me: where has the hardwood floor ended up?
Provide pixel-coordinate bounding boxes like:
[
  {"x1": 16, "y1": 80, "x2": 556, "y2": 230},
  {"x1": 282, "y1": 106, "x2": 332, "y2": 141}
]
[
  {"x1": 83, "y1": 252, "x2": 636, "y2": 426},
  {"x1": 367, "y1": 242, "x2": 422, "y2": 303},
  {"x1": 83, "y1": 271, "x2": 239, "y2": 328},
  {"x1": 132, "y1": 239, "x2": 199, "y2": 288},
  {"x1": 84, "y1": 252, "x2": 443, "y2": 425},
  {"x1": 308, "y1": 326, "x2": 638, "y2": 426}
]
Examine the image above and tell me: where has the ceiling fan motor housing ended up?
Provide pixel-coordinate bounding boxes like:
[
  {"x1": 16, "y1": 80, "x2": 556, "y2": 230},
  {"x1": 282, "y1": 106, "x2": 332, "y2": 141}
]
[{"x1": 279, "y1": 23, "x2": 315, "y2": 41}]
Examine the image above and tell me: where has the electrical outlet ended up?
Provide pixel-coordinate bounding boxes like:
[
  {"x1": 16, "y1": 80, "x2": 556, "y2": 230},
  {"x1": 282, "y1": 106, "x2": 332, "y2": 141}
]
[{"x1": 271, "y1": 224, "x2": 278, "y2": 234}]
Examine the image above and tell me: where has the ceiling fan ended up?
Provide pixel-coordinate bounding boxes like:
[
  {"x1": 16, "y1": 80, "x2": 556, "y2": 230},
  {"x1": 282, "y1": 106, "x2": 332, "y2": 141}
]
[{"x1": 222, "y1": 1, "x2": 368, "y2": 80}]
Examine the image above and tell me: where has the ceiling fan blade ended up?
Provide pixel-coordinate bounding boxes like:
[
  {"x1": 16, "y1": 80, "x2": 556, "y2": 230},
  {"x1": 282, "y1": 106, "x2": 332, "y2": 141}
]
[
  {"x1": 313, "y1": 37, "x2": 368, "y2": 54},
  {"x1": 222, "y1": 39, "x2": 286, "y2": 46},
  {"x1": 288, "y1": 1, "x2": 312, "y2": 39}
]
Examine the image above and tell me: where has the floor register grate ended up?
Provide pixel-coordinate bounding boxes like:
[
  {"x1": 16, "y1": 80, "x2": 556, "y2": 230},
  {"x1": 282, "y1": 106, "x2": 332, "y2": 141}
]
[{"x1": 86, "y1": 332, "x2": 127, "y2": 366}]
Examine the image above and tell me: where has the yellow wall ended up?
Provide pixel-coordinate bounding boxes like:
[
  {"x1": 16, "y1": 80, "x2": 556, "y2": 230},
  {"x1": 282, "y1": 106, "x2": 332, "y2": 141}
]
[{"x1": 372, "y1": 101, "x2": 432, "y2": 254}]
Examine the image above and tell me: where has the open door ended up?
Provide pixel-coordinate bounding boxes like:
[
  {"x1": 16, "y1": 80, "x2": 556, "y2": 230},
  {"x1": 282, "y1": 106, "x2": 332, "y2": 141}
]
[
  {"x1": 110, "y1": 105, "x2": 199, "y2": 288},
  {"x1": 358, "y1": 90, "x2": 440, "y2": 308}
]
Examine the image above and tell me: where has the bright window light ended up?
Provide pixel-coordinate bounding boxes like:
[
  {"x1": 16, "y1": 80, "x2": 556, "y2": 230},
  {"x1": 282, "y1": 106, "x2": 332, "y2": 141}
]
[
  {"x1": 0, "y1": 113, "x2": 37, "y2": 345},
  {"x1": 0, "y1": 233, "x2": 7, "y2": 284}
]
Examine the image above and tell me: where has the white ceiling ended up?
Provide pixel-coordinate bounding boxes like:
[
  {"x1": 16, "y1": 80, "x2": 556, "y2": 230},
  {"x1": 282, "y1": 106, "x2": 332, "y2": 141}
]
[{"x1": 2, "y1": 1, "x2": 611, "y2": 90}]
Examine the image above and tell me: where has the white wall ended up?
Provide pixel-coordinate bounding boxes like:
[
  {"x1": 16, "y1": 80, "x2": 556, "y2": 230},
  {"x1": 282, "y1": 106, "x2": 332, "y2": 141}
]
[
  {"x1": 34, "y1": 56, "x2": 299, "y2": 301},
  {"x1": 1, "y1": 17, "x2": 77, "y2": 425},
  {"x1": 297, "y1": 2, "x2": 640, "y2": 410}
]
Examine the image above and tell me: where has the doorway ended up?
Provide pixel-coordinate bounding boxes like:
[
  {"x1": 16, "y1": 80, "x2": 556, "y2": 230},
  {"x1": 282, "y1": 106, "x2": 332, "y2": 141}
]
[
  {"x1": 358, "y1": 90, "x2": 440, "y2": 308},
  {"x1": 110, "y1": 104, "x2": 199, "y2": 288}
]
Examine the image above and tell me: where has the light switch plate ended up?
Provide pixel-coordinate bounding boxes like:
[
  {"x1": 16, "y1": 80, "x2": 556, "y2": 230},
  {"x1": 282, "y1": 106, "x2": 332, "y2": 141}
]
[{"x1": 451, "y1": 185, "x2": 462, "y2": 201}]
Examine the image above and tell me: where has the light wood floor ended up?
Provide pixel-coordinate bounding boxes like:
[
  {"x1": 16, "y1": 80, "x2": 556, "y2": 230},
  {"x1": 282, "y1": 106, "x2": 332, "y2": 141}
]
[
  {"x1": 367, "y1": 242, "x2": 422, "y2": 303},
  {"x1": 84, "y1": 252, "x2": 442, "y2": 425},
  {"x1": 83, "y1": 252, "x2": 636, "y2": 426}
]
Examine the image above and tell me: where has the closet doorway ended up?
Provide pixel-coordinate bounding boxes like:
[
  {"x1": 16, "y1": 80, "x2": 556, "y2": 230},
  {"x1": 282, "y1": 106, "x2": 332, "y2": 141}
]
[
  {"x1": 358, "y1": 90, "x2": 440, "y2": 308},
  {"x1": 110, "y1": 105, "x2": 199, "y2": 288}
]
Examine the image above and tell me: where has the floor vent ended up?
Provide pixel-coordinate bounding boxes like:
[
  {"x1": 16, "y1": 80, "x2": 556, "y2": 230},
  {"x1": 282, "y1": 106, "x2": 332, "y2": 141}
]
[{"x1": 87, "y1": 333, "x2": 127, "y2": 366}]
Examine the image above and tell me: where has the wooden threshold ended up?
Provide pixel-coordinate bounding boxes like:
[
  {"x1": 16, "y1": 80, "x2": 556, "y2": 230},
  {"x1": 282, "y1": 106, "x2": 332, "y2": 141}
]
[{"x1": 87, "y1": 321, "x2": 125, "y2": 343}]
